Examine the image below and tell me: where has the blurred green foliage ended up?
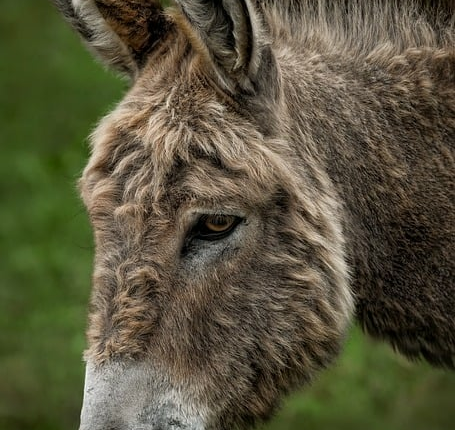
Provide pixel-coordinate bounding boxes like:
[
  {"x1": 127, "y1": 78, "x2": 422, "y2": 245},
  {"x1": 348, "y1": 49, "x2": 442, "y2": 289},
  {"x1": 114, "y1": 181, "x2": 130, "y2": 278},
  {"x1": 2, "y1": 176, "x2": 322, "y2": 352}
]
[{"x1": 0, "y1": 2, "x2": 453, "y2": 430}]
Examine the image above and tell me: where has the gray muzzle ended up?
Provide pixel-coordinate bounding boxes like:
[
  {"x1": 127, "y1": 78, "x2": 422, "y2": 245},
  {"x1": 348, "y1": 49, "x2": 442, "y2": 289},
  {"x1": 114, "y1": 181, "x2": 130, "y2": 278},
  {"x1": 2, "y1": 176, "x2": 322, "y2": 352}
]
[{"x1": 79, "y1": 361, "x2": 207, "y2": 430}]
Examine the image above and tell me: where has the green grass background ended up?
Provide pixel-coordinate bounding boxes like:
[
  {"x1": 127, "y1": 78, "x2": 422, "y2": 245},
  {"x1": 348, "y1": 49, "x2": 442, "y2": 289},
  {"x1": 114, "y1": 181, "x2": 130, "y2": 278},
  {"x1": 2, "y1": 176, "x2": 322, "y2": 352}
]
[{"x1": 0, "y1": 1, "x2": 454, "y2": 429}]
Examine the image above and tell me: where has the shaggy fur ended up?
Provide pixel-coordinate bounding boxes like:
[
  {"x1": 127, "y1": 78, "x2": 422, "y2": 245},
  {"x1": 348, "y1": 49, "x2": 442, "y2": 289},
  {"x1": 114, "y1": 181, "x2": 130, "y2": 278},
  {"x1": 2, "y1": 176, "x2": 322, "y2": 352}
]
[{"x1": 54, "y1": 0, "x2": 454, "y2": 428}]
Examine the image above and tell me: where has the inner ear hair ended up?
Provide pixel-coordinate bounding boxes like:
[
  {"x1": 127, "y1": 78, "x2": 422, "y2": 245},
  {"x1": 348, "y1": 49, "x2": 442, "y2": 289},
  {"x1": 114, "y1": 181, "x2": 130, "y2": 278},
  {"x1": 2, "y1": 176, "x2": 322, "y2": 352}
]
[
  {"x1": 172, "y1": 0, "x2": 267, "y2": 94},
  {"x1": 54, "y1": 0, "x2": 172, "y2": 77},
  {"x1": 93, "y1": 0, "x2": 171, "y2": 67}
]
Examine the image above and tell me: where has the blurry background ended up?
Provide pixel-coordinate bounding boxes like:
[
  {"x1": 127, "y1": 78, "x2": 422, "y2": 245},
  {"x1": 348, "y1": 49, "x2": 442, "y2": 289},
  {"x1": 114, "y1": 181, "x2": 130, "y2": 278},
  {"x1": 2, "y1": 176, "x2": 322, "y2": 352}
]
[{"x1": 0, "y1": 1, "x2": 454, "y2": 429}]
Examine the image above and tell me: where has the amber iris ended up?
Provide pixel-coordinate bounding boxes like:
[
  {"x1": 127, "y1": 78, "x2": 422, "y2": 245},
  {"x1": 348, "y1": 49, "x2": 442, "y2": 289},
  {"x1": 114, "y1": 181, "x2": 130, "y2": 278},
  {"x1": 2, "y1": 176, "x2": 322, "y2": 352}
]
[
  {"x1": 195, "y1": 214, "x2": 242, "y2": 241},
  {"x1": 204, "y1": 215, "x2": 236, "y2": 232}
]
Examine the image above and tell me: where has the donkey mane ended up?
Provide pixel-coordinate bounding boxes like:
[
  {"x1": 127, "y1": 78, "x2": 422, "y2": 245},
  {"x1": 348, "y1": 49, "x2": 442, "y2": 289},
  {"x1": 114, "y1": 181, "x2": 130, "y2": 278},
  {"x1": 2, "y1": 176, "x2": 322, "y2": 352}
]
[{"x1": 262, "y1": 0, "x2": 454, "y2": 56}]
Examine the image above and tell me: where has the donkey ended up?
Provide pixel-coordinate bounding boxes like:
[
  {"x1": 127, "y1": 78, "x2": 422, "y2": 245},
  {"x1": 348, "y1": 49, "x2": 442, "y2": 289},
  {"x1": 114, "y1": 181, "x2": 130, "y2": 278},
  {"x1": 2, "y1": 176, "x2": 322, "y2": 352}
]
[{"x1": 53, "y1": 0, "x2": 454, "y2": 429}]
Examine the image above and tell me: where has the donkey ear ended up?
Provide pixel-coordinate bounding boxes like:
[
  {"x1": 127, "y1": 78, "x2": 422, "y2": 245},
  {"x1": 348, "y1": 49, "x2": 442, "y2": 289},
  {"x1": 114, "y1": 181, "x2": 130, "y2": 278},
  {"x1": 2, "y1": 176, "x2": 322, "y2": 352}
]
[
  {"x1": 53, "y1": 0, "x2": 172, "y2": 77},
  {"x1": 173, "y1": 0, "x2": 274, "y2": 95}
]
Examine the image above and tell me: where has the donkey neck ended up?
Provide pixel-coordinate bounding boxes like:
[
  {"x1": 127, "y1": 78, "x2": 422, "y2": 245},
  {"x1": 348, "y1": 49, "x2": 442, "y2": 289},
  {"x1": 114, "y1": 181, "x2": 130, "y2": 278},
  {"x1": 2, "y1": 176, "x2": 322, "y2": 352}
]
[{"x1": 280, "y1": 45, "x2": 454, "y2": 303}]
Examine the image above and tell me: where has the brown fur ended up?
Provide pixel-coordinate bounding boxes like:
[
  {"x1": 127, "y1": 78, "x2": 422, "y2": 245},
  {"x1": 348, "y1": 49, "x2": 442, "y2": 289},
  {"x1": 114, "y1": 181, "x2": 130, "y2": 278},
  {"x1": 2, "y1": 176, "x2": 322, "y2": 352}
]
[
  {"x1": 54, "y1": 0, "x2": 454, "y2": 428},
  {"x1": 94, "y1": 0, "x2": 171, "y2": 65}
]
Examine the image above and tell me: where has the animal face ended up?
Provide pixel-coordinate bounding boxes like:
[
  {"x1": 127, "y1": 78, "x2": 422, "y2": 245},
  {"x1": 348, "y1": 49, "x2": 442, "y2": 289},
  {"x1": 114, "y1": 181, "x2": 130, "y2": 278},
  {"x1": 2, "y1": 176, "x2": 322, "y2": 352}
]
[
  {"x1": 79, "y1": 63, "x2": 350, "y2": 428},
  {"x1": 55, "y1": 1, "x2": 352, "y2": 428}
]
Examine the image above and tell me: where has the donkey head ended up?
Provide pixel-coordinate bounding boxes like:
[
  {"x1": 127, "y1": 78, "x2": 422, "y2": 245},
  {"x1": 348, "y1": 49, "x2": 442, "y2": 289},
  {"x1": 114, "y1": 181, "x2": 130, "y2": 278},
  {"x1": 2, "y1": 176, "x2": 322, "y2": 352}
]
[{"x1": 55, "y1": 1, "x2": 353, "y2": 429}]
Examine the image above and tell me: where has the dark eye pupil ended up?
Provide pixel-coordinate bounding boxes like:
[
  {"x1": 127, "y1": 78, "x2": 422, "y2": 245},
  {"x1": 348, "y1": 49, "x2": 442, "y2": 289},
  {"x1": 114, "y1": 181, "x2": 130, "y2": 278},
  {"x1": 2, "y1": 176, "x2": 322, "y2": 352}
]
[{"x1": 209, "y1": 216, "x2": 231, "y2": 226}]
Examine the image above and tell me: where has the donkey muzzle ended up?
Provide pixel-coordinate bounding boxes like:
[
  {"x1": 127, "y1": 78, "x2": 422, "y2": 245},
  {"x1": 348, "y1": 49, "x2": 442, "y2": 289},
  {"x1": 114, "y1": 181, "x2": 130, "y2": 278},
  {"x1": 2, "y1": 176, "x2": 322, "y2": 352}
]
[{"x1": 79, "y1": 361, "x2": 206, "y2": 430}]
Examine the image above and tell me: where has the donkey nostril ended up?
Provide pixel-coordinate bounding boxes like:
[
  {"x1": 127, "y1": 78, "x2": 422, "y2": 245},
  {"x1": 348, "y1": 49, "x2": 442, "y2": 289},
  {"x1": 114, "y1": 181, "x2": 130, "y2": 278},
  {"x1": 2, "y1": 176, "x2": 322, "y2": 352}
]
[{"x1": 79, "y1": 420, "x2": 126, "y2": 430}]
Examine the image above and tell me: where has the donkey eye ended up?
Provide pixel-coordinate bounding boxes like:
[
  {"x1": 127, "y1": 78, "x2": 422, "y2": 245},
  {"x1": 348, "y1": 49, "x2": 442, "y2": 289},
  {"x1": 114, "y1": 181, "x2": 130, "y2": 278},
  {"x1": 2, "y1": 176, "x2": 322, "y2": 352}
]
[
  {"x1": 204, "y1": 215, "x2": 236, "y2": 232},
  {"x1": 195, "y1": 215, "x2": 242, "y2": 241}
]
